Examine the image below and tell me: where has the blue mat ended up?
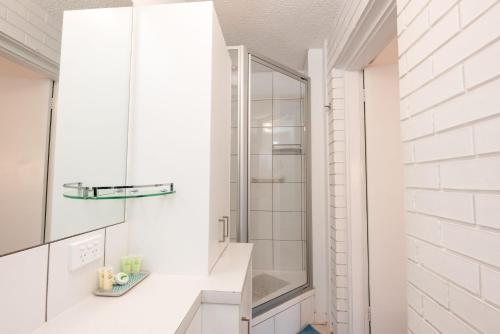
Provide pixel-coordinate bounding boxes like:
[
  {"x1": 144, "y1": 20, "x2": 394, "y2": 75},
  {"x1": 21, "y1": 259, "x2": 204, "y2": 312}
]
[{"x1": 299, "y1": 324, "x2": 320, "y2": 334}]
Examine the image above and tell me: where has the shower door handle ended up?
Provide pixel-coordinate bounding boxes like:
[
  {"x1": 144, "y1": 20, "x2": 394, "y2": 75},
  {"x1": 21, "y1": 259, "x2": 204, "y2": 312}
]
[
  {"x1": 251, "y1": 177, "x2": 285, "y2": 183},
  {"x1": 218, "y1": 218, "x2": 225, "y2": 242},
  {"x1": 223, "y1": 216, "x2": 229, "y2": 239}
]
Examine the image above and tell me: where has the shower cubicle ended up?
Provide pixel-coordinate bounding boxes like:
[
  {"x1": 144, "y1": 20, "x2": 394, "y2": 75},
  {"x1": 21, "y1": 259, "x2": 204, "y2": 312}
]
[{"x1": 228, "y1": 46, "x2": 311, "y2": 315}]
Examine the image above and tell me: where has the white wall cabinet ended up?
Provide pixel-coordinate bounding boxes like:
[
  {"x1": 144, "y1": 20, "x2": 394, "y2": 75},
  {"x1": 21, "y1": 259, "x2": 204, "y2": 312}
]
[{"x1": 126, "y1": 1, "x2": 232, "y2": 275}]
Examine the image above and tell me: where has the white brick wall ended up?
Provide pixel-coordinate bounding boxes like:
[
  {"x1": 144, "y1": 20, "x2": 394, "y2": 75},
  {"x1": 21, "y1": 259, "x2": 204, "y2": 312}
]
[
  {"x1": 326, "y1": 68, "x2": 349, "y2": 334},
  {"x1": 324, "y1": 2, "x2": 376, "y2": 331},
  {"x1": 0, "y1": 0, "x2": 61, "y2": 63},
  {"x1": 398, "y1": 1, "x2": 500, "y2": 333}
]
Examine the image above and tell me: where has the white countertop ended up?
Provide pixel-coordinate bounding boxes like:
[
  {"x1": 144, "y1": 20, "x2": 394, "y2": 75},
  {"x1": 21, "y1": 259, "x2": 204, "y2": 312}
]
[{"x1": 33, "y1": 243, "x2": 253, "y2": 334}]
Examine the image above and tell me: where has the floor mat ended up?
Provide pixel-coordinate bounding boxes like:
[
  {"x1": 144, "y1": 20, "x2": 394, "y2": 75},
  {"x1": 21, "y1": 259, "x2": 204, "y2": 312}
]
[
  {"x1": 299, "y1": 324, "x2": 321, "y2": 334},
  {"x1": 252, "y1": 273, "x2": 289, "y2": 302}
]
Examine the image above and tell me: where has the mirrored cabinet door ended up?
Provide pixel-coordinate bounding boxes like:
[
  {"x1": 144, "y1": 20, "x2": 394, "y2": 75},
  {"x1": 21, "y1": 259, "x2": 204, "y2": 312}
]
[{"x1": 46, "y1": 8, "x2": 133, "y2": 242}]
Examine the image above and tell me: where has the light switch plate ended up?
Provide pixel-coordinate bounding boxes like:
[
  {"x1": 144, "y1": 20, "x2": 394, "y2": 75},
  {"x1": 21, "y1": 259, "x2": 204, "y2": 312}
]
[{"x1": 69, "y1": 235, "x2": 103, "y2": 271}]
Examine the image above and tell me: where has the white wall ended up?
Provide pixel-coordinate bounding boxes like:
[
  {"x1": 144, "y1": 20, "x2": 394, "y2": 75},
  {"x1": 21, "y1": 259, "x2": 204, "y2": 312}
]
[
  {"x1": 0, "y1": 55, "x2": 51, "y2": 254},
  {"x1": 364, "y1": 62, "x2": 406, "y2": 334},
  {"x1": 0, "y1": 223, "x2": 129, "y2": 332},
  {"x1": 397, "y1": 0, "x2": 500, "y2": 333},
  {"x1": 306, "y1": 49, "x2": 329, "y2": 324},
  {"x1": 0, "y1": 0, "x2": 61, "y2": 63}
]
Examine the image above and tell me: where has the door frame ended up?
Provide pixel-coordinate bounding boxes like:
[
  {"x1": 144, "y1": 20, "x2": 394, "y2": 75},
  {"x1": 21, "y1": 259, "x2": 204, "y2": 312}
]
[
  {"x1": 328, "y1": 0, "x2": 398, "y2": 333},
  {"x1": 245, "y1": 51, "x2": 314, "y2": 317},
  {"x1": 0, "y1": 32, "x2": 59, "y2": 79}
]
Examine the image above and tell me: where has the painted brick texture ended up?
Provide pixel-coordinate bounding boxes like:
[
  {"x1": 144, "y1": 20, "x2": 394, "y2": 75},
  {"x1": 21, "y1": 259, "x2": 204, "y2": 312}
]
[
  {"x1": 0, "y1": 0, "x2": 61, "y2": 63},
  {"x1": 398, "y1": 0, "x2": 500, "y2": 333},
  {"x1": 326, "y1": 68, "x2": 349, "y2": 334}
]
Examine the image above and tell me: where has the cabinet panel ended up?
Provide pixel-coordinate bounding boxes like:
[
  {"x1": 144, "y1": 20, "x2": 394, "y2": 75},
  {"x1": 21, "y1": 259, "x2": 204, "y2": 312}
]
[
  {"x1": 202, "y1": 304, "x2": 239, "y2": 334},
  {"x1": 240, "y1": 257, "x2": 252, "y2": 333},
  {"x1": 186, "y1": 307, "x2": 202, "y2": 334},
  {"x1": 128, "y1": 2, "x2": 216, "y2": 275},
  {"x1": 207, "y1": 8, "x2": 232, "y2": 271}
]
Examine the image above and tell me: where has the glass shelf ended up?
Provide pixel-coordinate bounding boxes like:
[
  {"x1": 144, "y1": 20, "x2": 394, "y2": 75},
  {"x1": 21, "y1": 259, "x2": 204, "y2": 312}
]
[{"x1": 63, "y1": 182, "x2": 175, "y2": 200}]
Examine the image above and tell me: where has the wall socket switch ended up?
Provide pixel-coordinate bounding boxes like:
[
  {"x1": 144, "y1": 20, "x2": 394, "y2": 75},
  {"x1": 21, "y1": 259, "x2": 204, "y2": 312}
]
[{"x1": 69, "y1": 235, "x2": 104, "y2": 271}]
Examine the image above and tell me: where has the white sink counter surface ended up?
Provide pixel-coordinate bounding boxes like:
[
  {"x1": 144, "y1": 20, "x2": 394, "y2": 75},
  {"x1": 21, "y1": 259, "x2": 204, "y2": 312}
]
[{"x1": 33, "y1": 243, "x2": 253, "y2": 334}]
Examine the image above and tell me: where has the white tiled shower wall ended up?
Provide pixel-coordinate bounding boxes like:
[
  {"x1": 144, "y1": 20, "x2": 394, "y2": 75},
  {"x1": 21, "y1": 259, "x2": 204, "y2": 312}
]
[
  {"x1": 0, "y1": 0, "x2": 61, "y2": 63},
  {"x1": 398, "y1": 0, "x2": 500, "y2": 333},
  {"x1": 0, "y1": 223, "x2": 129, "y2": 333}
]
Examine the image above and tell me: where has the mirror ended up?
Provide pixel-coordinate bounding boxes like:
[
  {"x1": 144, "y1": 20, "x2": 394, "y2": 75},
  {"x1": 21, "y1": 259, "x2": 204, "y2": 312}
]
[
  {"x1": 0, "y1": 55, "x2": 53, "y2": 255},
  {"x1": 45, "y1": 8, "x2": 133, "y2": 242},
  {"x1": 0, "y1": 7, "x2": 134, "y2": 256}
]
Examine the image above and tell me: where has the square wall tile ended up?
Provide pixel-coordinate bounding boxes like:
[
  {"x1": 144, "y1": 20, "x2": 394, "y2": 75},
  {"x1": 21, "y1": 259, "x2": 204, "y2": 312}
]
[
  {"x1": 250, "y1": 183, "x2": 272, "y2": 211},
  {"x1": 301, "y1": 212, "x2": 307, "y2": 241},
  {"x1": 0, "y1": 245, "x2": 48, "y2": 334},
  {"x1": 274, "y1": 241, "x2": 302, "y2": 271},
  {"x1": 231, "y1": 128, "x2": 238, "y2": 155},
  {"x1": 273, "y1": 183, "x2": 302, "y2": 211},
  {"x1": 47, "y1": 229, "x2": 105, "y2": 320},
  {"x1": 250, "y1": 155, "x2": 272, "y2": 181},
  {"x1": 273, "y1": 155, "x2": 302, "y2": 182},
  {"x1": 230, "y1": 155, "x2": 239, "y2": 182},
  {"x1": 273, "y1": 99, "x2": 303, "y2": 126},
  {"x1": 250, "y1": 100, "x2": 273, "y2": 127},
  {"x1": 273, "y1": 126, "x2": 302, "y2": 147},
  {"x1": 230, "y1": 211, "x2": 239, "y2": 240},
  {"x1": 251, "y1": 70, "x2": 272, "y2": 100},
  {"x1": 273, "y1": 211, "x2": 302, "y2": 240},
  {"x1": 250, "y1": 239, "x2": 273, "y2": 270},
  {"x1": 231, "y1": 100, "x2": 238, "y2": 128},
  {"x1": 273, "y1": 72, "x2": 301, "y2": 99},
  {"x1": 105, "y1": 222, "x2": 128, "y2": 272},
  {"x1": 302, "y1": 241, "x2": 308, "y2": 271},
  {"x1": 231, "y1": 182, "x2": 239, "y2": 211},
  {"x1": 249, "y1": 211, "x2": 273, "y2": 239},
  {"x1": 250, "y1": 128, "x2": 272, "y2": 154}
]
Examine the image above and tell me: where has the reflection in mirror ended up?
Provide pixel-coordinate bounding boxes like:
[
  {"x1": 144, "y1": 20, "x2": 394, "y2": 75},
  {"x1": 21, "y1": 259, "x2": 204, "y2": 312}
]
[
  {"x1": 45, "y1": 8, "x2": 133, "y2": 242},
  {"x1": 0, "y1": 55, "x2": 53, "y2": 256}
]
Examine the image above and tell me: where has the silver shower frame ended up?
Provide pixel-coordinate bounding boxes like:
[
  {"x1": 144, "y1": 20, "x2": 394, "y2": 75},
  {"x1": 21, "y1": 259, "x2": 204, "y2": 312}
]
[{"x1": 229, "y1": 46, "x2": 313, "y2": 316}]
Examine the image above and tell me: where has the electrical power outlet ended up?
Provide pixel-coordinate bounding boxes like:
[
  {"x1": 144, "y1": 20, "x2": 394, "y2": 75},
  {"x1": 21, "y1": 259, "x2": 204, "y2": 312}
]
[{"x1": 69, "y1": 235, "x2": 104, "y2": 271}]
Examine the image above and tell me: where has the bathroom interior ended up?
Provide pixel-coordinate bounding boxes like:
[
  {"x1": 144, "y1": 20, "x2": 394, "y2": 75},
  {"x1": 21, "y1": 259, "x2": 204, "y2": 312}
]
[
  {"x1": 2, "y1": 0, "x2": 500, "y2": 333},
  {"x1": 0, "y1": 1, "x2": 316, "y2": 333}
]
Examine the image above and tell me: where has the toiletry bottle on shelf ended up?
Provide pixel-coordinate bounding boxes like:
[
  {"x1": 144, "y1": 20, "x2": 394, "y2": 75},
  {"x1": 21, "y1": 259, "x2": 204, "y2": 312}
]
[
  {"x1": 131, "y1": 256, "x2": 142, "y2": 274},
  {"x1": 102, "y1": 267, "x2": 114, "y2": 291},
  {"x1": 121, "y1": 257, "x2": 132, "y2": 274}
]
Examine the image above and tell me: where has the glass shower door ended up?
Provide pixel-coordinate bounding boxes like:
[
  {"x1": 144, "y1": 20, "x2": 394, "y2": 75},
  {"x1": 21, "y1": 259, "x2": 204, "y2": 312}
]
[{"x1": 249, "y1": 57, "x2": 308, "y2": 309}]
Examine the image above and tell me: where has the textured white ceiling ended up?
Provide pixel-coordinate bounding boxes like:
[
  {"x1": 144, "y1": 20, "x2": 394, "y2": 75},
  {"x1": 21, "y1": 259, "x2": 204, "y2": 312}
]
[{"x1": 32, "y1": 0, "x2": 344, "y2": 70}]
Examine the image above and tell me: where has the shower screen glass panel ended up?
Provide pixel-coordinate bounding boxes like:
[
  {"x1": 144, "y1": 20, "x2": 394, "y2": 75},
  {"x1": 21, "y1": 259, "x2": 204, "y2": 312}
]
[
  {"x1": 229, "y1": 49, "x2": 240, "y2": 242},
  {"x1": 249, "y1": 58, "x2": 308, "y2": 308}
]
